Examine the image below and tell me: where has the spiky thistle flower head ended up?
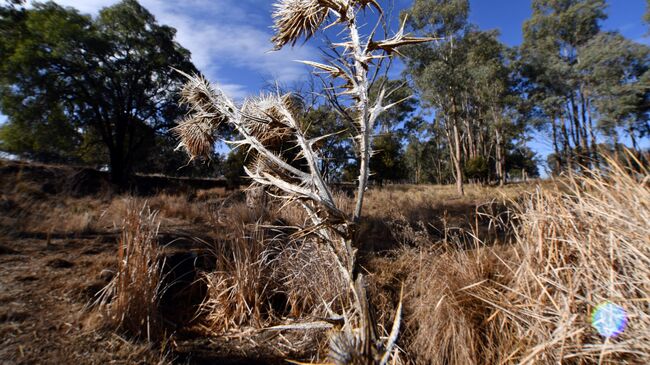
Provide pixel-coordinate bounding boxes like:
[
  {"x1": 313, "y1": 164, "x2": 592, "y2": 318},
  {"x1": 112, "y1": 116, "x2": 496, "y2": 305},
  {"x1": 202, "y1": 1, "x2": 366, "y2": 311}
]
[
  {"x1": 271, "y1": 0, "x2": 383, "y2": 50},
  {"x1": 174, "y1": 73, "x2": 230, "y2": 160},
  {"x1": 172, "y1": 116, "x2": 217, "y2": 160},
  {"x1": 241, "y1": 93, "x2": 297, "y2": 148},
  {"x1": 271, "y1": 0, "x2": 330, "y2": 50},
  {"x1": 179, "y1": 73, "x2": 220, "y2": 116},
  {"x1": 329, "y1": 328, "x2": 372, "y2": 365}
]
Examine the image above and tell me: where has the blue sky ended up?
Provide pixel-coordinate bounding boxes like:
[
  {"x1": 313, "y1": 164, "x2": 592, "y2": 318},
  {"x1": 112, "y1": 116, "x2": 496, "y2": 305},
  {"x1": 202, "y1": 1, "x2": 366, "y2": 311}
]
[
  {"x1": 23, "y1": 0, "x2": 648, "y2": 98},
  {"x1": 5, "y1": 0, "x2": 650, "y2": 170}
]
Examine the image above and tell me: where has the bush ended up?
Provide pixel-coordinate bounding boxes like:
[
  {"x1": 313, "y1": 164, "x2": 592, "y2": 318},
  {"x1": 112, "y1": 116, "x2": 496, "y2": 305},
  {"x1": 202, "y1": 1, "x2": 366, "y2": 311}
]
[{"x1": 464, "y1": 156, "x2": 490, "y2": 183}]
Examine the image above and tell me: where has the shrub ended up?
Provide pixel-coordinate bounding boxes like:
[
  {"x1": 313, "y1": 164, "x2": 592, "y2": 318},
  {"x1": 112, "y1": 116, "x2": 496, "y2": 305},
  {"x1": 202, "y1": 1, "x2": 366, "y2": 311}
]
[
  {"x1": 200, "y1": 222, "x2": 270, "y2": 331},
  {"x1": 464, "y1": 156, "x2": 490, "y2": 183}
]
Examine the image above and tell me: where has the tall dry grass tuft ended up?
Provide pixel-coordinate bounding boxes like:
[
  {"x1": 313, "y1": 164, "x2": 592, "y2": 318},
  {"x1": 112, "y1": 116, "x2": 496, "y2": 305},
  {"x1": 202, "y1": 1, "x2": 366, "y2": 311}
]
[
  {"x1": 394, "y1": 244, "x2": 506, "y2": 365},
  {"x1": 97, "y1": 202, "x2": 163, "y2": 341},
  {"x1": 199, "y1": 221, "x2": 271, "y2": 332},
  {"x1": 482, "y1": 157, "x2": 650, "y2": 364}
]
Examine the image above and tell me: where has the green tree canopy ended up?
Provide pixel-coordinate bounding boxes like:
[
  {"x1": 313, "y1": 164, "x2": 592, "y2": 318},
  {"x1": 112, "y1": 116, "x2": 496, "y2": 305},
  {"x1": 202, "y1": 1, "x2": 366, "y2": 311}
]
[
  {"x1": 521, "y1": 0, "x2": 648, "y2": 172},
  {"x1": 0, "y1": 0, "x2": 197, "y2": 185},
  {"x1": 579, "y1": 32, "x2": 650, "y2": 144},
  {"x1": 370, "y1": 133, "x2": 407, "y2": 185}
]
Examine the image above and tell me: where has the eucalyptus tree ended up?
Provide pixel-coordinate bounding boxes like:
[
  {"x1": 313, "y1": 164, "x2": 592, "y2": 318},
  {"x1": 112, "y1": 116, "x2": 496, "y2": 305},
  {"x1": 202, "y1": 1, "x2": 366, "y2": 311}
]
[
  {"x1": 402, "y1": 0, "x2": 470, "y2": 195},
  {"x1": 0, "y1": 0, "x2": 197, "y2": 185},
  {"x1": 522, "y1": 0, "x2": 607, "y2": 170},
  {"x1": 579, "y1": 32, "x2": 649, "y2": 152},
  {"x1": 523, "y1": 0, "x2": 649, "y2": 172},
  {"x1": 403, "y1": 0, "x2": 532, "y2": 189},
  {"x1": 463, "y1": 30, "x2": 527, "y2": 185}
]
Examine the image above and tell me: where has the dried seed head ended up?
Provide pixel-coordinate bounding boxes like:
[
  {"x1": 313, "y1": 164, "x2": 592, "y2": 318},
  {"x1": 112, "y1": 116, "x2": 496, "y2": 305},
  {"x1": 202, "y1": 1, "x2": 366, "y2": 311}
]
[
  {"x1": 172, "y1": 116, "x2": 217, "y2": 160},
  {"x1": 180, "y1": 74, "x2": 220, "y2": 115},
  {"x1": 271, "y1": 0, "x2": 384, "y2": 50},
  {"x1": 271, "y1": 0, "x2": 329, "y2": 50},
  {"x1": 241, "y1": 94, "x2": 294, "y2": 148},
  {"x1": 329, "y1": 329, "x2": 369, "y2": 365},
  {"x1": 175, "y1": 73, "x2": 234, "y2": 160}
]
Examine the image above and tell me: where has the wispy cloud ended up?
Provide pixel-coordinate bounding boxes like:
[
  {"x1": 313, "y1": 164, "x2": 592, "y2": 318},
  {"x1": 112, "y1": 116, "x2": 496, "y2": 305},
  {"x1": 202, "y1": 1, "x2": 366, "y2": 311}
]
[
  {"x1": 217, "y1": 82, "x2": 249, "y2": 101},
  {"x1": 43, "y1": 0, "x2": 316, "y2": 97}
]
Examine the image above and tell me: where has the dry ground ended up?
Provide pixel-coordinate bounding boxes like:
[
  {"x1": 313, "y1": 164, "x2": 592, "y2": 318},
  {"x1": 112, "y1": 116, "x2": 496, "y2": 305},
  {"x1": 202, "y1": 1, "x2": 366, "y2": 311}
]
[
  {"x1": 1, "y1": 159, "x2": 647, "y2": 364},
  {"x1": 0, "y1": 160, "x2": 531, "y2": 364}
]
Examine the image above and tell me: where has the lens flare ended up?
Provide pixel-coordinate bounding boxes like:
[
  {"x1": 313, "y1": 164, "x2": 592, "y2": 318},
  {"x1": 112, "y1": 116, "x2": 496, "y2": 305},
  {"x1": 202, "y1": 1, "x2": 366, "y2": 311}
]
[{"x1": 591, "y1": 302, "x2": 627, "y2": 338}]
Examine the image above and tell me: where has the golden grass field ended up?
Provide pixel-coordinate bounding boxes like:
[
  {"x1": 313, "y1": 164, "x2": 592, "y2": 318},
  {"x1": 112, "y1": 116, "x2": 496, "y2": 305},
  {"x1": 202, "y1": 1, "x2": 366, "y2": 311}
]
[{"x1": 0, "y1": 158, "x2": 648, "y2": 364}]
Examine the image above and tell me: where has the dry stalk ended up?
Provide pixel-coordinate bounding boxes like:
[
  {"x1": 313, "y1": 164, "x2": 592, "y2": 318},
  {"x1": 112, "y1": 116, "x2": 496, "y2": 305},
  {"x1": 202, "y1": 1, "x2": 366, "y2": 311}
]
[
  {"x1": 173, "y1": 1, "x2": 432, "y2": 362},
  {"x1": 199, "y1": 221, "x2": 273, "y2": 332}
]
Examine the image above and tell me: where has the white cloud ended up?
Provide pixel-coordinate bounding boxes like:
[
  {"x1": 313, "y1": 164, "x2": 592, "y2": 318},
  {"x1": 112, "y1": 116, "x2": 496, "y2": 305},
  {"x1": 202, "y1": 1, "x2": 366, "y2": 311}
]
[
  {"x1": 44, "y1": 0, "x2": 114, "y2": 14},
  {"x1": 43, "y1": 0, "x2": 315, "y2": 96},
  {"x1": 216, "y1": 82, "x2": 248, "y2": 101}
]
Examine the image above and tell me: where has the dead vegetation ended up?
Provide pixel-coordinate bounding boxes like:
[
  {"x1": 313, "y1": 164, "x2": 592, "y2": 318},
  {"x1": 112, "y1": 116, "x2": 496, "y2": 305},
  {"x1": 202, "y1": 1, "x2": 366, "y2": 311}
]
[
  {"x1": 96, "y1": 203, "x2": 164, "y2": 342},
  {"x1": 0, "y1": 156, "x2": 648, "y2": 364},
  {"x1": 200, "y1": 222, "x2": 269, "y2": 332},
  {"x1": 478, "y1": 157, "x2": 650, "y2": 364},
  {"x1": 170, "y1": 0, "x2": 439, "y2": 362}
]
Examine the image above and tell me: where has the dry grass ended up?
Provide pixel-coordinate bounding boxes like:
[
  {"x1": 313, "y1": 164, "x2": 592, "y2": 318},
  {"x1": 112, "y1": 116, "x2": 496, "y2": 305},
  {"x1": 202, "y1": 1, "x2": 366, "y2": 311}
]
[
  {"x1": 5, "y1": 156, "x2": 648, "y2": 364},
  {"x1": 199, "y1": 200, "x2": 349, "y2": 332},
  {"x1": 403, "y1": 246, "x2": 493, "y2": 364},
  {"x1": 364, "y1": 235, "x2": 513, "y2": 365},
  {"x1": 200, "y1": 221, "x2": 271, "y2": 332},
  {"x1": 361, "y1": 159, "x2": 649, "y2": 365},
  {"x1": 478, "y1": 158, "x2": 650, "y2": 364},
  {"x1": 268, "y1": 236, "x2": 348, "y2": 317},
  {"x1": 97, "y1": 202, "x2": 164, "y2": 341},
  {"x1": 359, "y1": 182, "x2": 531, "y2": 252},
  {"x1": 0, "y1": 188, "x2": 222, "y2": 239}
]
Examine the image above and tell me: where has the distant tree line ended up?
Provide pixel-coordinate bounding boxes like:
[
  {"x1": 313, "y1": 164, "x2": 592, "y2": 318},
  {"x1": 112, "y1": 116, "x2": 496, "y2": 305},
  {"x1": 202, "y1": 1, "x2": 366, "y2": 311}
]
[
  {"x1": 0, "y1": 0, "x2": 648, "y2": 193},
  {"x1": 401, "y1": 0, "x2": 648, "y2": 194},
  {"x1": 521, "y1": 0, "x2": 649, "y2": 177}
]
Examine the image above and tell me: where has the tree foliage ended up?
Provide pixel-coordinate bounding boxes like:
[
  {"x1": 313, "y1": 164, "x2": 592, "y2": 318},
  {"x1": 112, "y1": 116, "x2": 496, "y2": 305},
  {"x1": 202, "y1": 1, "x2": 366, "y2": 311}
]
[
  {"x1": 403, "y1": 0, "x2": 534, "y2": 190},
  {"x1": 370, "y1": 133, "x2": 407, "y2": 185},
  {"x1": 521, "y1": 0, "x2": 649, "y2": 173},
  {"x1": 1, "y1": 0, "x2": 646, "y2": 188},
  {"x1": 0, "y1": 0, "x2": 197, "y2": 185}
]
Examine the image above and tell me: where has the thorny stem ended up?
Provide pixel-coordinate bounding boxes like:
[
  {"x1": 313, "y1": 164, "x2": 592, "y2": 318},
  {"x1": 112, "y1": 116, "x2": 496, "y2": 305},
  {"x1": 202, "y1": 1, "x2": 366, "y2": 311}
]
[
  {"x1": 348, "y1": 8, "x2": 371, "y2": 226},
  {"x1": 175, "y1": 2, "x2": 428, "y2": 360}
]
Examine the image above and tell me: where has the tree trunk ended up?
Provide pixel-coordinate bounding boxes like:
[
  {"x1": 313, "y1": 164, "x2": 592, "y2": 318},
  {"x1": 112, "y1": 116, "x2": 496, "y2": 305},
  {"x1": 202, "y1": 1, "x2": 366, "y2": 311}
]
[
  {"x1": 586, "y1": 100, "x2": 599, "y2": 168},
  {"x1": 551, "y1": 116, "x2": 561, "y2": 174},
  {"x1": 495, "y1": 128, "x2": 505, "y2": 186},
  {"x1": 109, "y1": 148, "x2": 128, "y2": 188},
  {"x1": 579, "y1": 89, "x2": 591, "y2": 166},
  {"x1": 561, "y1": 117, "x2": 573, "y2": 174},
  {"x1": 628, "y1": 125, "x2": 639, "y2": 151},
  {"x1": 452, "y1": 121, "x2": 464, "y2": 196},
  {"x1": 446, "y1": 97, "x2": 465, "y2": 196}
]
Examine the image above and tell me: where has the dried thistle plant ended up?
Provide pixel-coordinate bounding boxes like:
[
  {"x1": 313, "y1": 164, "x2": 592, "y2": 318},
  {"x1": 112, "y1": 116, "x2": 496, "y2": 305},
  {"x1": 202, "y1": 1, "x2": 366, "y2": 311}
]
[{"x1": 173, "y1": 1, "x2": 432, "y2": 363}]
